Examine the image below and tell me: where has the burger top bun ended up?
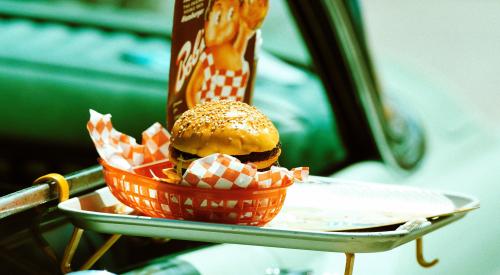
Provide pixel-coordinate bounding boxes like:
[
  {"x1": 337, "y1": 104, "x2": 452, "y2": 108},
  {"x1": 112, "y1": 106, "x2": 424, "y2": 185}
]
[{"x1": 171, "y1": 100, "x2": 279, "y2": 157}]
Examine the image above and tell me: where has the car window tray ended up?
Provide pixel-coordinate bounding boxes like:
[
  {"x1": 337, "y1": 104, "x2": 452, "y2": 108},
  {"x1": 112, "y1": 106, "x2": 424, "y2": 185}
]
[{"x1": 58, "y1": 176, "x2": 479, "y2": 254}]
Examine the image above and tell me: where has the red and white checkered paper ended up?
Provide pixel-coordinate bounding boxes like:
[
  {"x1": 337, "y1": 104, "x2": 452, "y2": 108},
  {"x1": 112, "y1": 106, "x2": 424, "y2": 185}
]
[
  {"x1": 87, "y1": 109, "x2": 170, "y2": 171},
  {"x1": 198, "y1": 49, "x2": 249, "y2": 104},
  {"x1": 182, "y1": 153, "x2": 308, "y2": 189},
  {"x1": 87, "y1": 110, "x2": 308, "y2": 189}
]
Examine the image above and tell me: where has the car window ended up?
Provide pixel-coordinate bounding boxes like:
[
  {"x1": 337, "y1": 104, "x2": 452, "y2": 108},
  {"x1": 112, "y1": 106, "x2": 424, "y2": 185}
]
[
  {"x1": 255, "y1": 1, "x2": 347, "y2": 174},
  {"x1": 0, "y1": 0, "x2": 347, "y2": 195}
]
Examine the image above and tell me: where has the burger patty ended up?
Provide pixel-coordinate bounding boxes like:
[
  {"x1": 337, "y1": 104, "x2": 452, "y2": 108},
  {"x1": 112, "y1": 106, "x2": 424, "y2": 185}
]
[{"x1": 171, "y1": 143, "x2": 281, "y2": 163}]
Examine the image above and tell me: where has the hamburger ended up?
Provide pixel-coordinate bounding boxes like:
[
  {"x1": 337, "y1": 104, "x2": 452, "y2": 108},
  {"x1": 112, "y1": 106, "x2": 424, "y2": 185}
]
[{"x1": 169, "y1": 100, "x2": 281, "y2": 171}]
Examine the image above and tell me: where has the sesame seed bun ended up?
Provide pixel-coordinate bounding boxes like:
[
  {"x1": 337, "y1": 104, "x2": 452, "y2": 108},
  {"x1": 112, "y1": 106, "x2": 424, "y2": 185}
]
[{"x1": 170, "y1": 100, "x2": 280, "y2": 169}]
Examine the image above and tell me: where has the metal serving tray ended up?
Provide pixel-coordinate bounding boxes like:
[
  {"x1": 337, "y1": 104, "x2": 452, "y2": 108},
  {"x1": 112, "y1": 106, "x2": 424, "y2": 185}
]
[{"x1": 58, "y1": 176, "x2": 478, "y2": 253}]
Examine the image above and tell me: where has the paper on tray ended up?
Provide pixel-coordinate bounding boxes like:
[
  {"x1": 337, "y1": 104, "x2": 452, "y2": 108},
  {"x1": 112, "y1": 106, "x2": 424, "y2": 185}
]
[
  {"x1": 87, "y1": 110, "x2": 308, "y2": 189},
  {"x1": 87, "y1": 110, "x2": 170, "y2": 171},
  {"x1": 182, "y1": 153, "x2": 308, "y2": 189}
]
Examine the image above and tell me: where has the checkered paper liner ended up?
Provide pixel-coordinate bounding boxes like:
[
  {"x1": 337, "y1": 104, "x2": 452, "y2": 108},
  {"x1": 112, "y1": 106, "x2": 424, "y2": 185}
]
[
  {"x1": 182, "y1": 153, "x2": 308, "y2": 190},
  {"x1": 88, "y1": 110, "x2": 308, "y2": 224},
  {"x1": 87, "y1": 109, "x2": 170, "y2": 171}
]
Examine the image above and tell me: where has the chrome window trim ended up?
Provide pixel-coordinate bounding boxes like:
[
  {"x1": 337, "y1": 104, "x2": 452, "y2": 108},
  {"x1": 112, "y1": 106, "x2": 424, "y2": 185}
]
[{"x1": 323, "y1": 0, "x2": 406, "y2": 173}]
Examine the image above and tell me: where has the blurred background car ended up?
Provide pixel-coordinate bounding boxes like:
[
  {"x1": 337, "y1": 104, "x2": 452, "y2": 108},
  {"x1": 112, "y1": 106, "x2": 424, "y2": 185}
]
[{"x1": 0, "y1": 0, "x2": 498, "y2": 274}]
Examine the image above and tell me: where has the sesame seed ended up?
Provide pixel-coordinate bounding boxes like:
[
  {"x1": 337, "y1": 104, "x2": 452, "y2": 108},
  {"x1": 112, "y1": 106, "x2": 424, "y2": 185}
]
[{"x1": 171, "y1": 100, "x2": 275, "y2": 138}]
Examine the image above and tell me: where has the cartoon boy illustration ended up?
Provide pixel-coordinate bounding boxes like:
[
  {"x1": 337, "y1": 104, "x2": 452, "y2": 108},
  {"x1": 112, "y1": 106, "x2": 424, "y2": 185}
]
[{"x1": 185, "y1": 0, "x2": 269, "y2": 108}]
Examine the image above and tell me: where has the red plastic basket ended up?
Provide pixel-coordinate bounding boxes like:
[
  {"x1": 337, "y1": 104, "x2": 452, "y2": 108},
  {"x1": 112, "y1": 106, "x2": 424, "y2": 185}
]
[{"x1": 99, "y1": 159, "x2": 291, "y2": 226}]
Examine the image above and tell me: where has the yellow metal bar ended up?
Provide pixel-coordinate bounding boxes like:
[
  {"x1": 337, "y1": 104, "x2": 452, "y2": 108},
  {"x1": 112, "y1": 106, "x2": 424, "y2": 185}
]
[
  {"x1": 33, "y1": 173, "x2": 70, "y2": 202},
  {"x1": 61, "y1": 227, "x2": 84, "y2": 274},
  {"x1": 33, "y1": 173, "x2": 121, "y2": 273},
  {"x1": 60, "y1": 228, "x2": 122, "y2": 273},
  {"x1": 80, "y1": 234, "x2": 122, "y2": 270},
  {"x1": 32, "y1": 173, "x2": 71, "y2": 268},
  {"x1": 344, "y1": 253, "x2": 355, "y2": 275},
  {"x1": 416, "y1": 238, "x2": 439, "y2": 268}
]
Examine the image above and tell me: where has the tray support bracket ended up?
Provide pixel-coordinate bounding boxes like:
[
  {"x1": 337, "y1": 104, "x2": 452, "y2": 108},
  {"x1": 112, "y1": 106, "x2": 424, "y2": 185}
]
[
  {"x1": 61, "y1": 227, "x2": 122, "y2": 273},
  {"x1": 416, "y1": 238, "x2": 439, "y2": 268},
  {"x1": 344, "y1": 253, "x2": 355, "y2": 275},
  {"x1": 34, "y1": 173, "x2": 122, "y2": 274}
]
